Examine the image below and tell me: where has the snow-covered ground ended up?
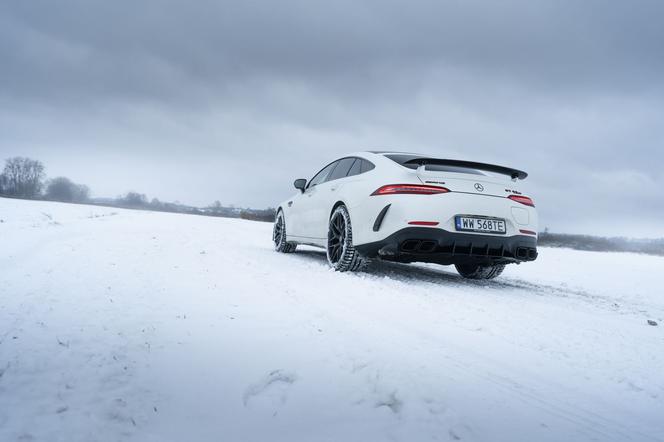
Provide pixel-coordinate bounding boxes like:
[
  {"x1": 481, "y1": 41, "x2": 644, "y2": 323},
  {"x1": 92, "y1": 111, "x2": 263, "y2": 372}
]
[{"x1": 1, "y1": 197, "x2": 663, "y2": 442}]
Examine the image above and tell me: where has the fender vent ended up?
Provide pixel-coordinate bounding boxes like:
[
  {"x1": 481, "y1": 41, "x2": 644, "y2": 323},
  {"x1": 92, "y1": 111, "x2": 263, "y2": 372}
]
[{"x1": 372, "y1": 204, "x2": 391, "y2": 232}]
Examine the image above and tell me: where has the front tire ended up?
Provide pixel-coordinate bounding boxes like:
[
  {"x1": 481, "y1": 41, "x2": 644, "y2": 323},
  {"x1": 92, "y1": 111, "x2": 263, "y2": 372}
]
[
  {"x1": 327, "y1": 205, "x2": 365, "y2": 272},
  {"x1": 273, "y1": 210, "x2": 297, "y2": 253},
  {"x1": 455, "y1": 263, "x2": 506, "y2": 280}
]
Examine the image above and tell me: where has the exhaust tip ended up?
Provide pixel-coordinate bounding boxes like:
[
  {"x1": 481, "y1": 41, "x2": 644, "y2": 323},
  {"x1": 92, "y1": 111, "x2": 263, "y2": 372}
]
[
  {"x1": 401, "y1": 240, "x2": 420, "y2": 252},
  {"x1": 419, "y1": 241, "x2": 437, "y2": 253}
]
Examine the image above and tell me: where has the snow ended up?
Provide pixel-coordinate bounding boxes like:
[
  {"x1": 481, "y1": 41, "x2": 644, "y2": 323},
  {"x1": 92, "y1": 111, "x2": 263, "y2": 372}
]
[{"x1": 1, "y1": 197, "x2": 663, "y2": 442}]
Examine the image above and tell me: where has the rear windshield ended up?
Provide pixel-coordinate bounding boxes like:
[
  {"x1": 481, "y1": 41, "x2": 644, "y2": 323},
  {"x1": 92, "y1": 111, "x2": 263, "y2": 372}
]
[{"x1": 385, "y1": 154, "x2": 486, "y2": 176}]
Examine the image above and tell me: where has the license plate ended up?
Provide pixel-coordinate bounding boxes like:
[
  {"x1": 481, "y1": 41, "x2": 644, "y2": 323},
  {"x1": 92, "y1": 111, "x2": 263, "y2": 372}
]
[{"x1": 455, "y1": 216, "x2": 506, "y2": 234}]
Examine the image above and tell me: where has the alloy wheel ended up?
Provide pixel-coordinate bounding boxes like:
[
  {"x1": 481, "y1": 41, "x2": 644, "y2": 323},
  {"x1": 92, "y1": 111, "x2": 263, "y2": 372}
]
[
  {"x1": 327, "y1": 211, "x2": 346, "y2": 264},
  {"x1": 273, "y1": 213, "x2": 285, "y2": 247}
]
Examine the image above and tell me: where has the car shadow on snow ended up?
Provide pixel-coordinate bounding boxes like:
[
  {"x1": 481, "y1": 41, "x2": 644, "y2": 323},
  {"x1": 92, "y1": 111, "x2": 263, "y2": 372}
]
[
  {"x1": 290, "y1": 248, "x2": 603, "y2": 297},
  {"x1": 291, "y1": 248, "x2": 511, "y2": 289},
  {"x1": 287, "y1": 249, "x2": 653, "y2": 315}
]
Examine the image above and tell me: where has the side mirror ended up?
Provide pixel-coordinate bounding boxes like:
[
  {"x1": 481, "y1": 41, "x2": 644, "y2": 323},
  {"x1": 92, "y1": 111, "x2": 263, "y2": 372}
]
[{"x1": 294, "y1": 179, "x2": 307, "y2": 193}]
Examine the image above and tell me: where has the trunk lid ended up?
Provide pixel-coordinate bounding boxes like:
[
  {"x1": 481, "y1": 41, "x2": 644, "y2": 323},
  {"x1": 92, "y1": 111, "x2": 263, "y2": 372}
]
[
  {"x1": 382, "y1": 154, "x2": 526, "y2": 198},
  {"x1": 415, "y1": 166, "x2": 510, "y2": 197}
]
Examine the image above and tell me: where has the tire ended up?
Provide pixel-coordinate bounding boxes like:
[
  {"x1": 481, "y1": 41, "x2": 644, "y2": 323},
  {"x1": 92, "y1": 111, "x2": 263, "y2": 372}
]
[
  {"x1": 455, "y1": 263, "x2": 506, "y2": 280},
  {"x1": 273, "y1": 210, "x2": 297, "y2": 253},
  {"x1": 326, "y1": 205, "x2": 366, "y2": 272}
]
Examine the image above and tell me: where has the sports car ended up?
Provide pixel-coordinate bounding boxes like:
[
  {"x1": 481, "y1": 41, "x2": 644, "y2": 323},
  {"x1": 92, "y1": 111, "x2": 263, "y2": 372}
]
[{"x1": 273, "y1": 151, "x2": 538, "y2": 279}]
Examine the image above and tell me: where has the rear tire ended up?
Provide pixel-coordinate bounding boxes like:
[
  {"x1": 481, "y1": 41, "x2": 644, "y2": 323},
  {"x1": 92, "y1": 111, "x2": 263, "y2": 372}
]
[
  {"x1": 273, "y1": 210, "x2": 297, "y2": 253},
  {"x1": 327, "y1": 205, "x2": 366, "y2": 272},
  {"x1": 455, "y1": 263, "x2": 505, "y2": 280}
]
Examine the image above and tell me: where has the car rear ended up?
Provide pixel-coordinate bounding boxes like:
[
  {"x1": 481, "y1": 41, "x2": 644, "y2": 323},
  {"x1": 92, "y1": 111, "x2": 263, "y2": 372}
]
[{"x1": 353, "y1": 153, "x2": 538, "y2": 266}]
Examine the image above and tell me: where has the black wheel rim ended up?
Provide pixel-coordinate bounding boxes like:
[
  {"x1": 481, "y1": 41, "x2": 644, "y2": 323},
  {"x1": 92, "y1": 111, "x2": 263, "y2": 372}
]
[
  {"x1": 328, "y1": 212, "x2": 346, "y2": 264},
  {"x1": 273, "y1": 215, "x2": 284, "y2": 246}
]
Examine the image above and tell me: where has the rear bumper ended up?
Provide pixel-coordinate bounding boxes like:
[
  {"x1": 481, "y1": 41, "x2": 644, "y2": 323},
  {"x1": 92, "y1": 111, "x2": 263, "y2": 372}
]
[{"x1": 355, "y1": 227, "x2": 538, "y2": 265}]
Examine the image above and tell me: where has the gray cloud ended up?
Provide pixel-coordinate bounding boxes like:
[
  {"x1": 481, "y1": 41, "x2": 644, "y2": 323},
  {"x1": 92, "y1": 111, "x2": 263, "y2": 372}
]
[{"x1": 1, "y1": 0, "x2": 663, "y2": 236}]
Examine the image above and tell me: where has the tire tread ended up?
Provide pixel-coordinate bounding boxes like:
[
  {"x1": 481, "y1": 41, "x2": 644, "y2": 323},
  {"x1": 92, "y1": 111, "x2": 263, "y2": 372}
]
[
  {"x1": 328, "y1": 205, "x2": 367, "y2": 272},
  {"x1": 455, "y1": 263, "x2": 506, "y2": 280},
  {"x1": 274, "y1": 210, "x2": 297, "y2": 253}
]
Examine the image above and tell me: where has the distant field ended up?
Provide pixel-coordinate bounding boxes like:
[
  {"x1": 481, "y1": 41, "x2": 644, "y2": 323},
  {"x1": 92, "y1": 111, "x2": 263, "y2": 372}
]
[{"x1": 538, "y1": 232, "x2": 664, "y2": 256}]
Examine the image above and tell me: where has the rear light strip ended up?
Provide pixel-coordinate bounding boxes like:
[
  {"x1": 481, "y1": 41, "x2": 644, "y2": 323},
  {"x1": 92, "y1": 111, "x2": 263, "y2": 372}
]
[
  {"x1": 519, "y1": 229, "x2": 537, "y2": 236},
  {"x1": 371, "y1": 184, "x2": 450, "y2": 196},
  {"x1": 508, "y1": 195, "x2": 535, "y2": 207}
]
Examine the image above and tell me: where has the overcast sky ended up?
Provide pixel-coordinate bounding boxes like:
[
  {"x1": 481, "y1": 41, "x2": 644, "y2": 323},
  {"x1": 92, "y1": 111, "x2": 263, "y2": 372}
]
[{"x1": 1, "y1": 0, "x2": 663, "y2": 236}]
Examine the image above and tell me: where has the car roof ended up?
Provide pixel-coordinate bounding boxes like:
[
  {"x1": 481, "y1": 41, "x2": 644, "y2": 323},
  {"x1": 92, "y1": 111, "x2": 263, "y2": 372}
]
[{"x1": 366, "y1": 150, "x2": 423, "y2": 156}]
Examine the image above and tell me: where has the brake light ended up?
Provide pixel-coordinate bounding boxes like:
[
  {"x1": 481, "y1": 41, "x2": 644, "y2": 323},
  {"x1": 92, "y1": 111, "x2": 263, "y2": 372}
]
[
  {"x1": 508, "y1": 195, "x2": 535, "y2": 207},
  {"x1": 371, "y1": 184, "x2": 450, "y2": 196}
]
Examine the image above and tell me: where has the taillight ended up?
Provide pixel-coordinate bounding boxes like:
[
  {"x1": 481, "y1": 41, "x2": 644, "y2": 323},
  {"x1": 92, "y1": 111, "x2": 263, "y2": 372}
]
[
  {"x1": 508, "y1": 195, "x2": 535, "y2": 207},
  {"x1": 371, "y1": 184, "x2": 450, "y2": 196}
]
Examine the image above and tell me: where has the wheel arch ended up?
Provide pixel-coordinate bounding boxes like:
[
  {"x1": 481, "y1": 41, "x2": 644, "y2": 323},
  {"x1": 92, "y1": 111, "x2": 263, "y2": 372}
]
[
  {"x1": 329, "y1": 200, "x2": 348, "y2": 219},
  {"x1": 275, "y1": 206, "x2": 293, "y2": 241}
]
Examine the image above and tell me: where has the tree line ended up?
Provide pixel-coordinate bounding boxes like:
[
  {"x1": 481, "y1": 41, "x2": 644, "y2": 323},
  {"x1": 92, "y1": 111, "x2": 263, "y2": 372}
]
[
  {"x1": 0, "y1": 156, "x2": 276, "y2": 222},
  {"x1": 0, "y1": 157, "x2": 89, "y2": 202}
]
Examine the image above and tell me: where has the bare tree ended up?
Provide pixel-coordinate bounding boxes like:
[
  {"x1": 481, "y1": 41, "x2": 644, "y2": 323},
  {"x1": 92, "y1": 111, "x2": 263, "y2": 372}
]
[
  {"x1": 45, "y1": 177, "x2": 90, "y2": 202},
  {"x1": 77, "y1": 184, "x2": 90, "y2": 202},
  {"x1": 121, "y1": 191, "x2": 148, "y2": 207},
  {"x1": 208, "y1": 200, "x2": 222, "y2": 213},
  {"x1": 0, "y1": 157, "x2": 45, "y2": 198},
  {"x1": 0, "y1": 173, "x2": 7, "y2": 195},
  {"x1": 150, "y1": 198, "x2": 164, "y2": 210}
]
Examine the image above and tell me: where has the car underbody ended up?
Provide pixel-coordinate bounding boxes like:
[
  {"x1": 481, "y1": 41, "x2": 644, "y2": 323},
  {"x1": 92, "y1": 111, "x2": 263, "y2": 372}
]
[{"x1": 354, "y1": 227, "x2": 538, "y2": 266}]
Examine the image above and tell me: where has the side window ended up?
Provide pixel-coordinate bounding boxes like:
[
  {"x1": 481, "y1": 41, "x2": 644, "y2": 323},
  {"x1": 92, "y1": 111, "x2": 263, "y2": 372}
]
[
  {"x1": 326, "y1": 157, "x2": 356, "y2": 182},
  {"x1": 308, "y1": 161, "x2": 338, "y2": 188},
  {"x1": 346, "y1": 158, "x2": 362, "y2": 177},
  {"x1": 360, "y1": 159, "x2": 375, "y2": 173}
]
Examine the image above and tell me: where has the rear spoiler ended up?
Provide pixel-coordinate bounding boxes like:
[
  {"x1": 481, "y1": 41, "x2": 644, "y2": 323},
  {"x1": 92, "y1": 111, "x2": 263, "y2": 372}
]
[{"x1": 403, "y1": 158, "x2": 528, "y2": 180}]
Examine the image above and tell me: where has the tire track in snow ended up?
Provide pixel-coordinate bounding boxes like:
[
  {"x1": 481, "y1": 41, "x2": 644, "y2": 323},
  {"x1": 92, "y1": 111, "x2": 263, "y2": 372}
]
[
  {"x1": 284, "y1": 251, "x2": 662, "y2": 441},
  {"x1": 243, "y1": 369, "x2": 298, "y2": 407},
  {"x1": 375, "y1": 313, "x2": 661, "y2": 442},
  {"x1": 350, "y1": 257, "x2": 661, "y2": 319}
]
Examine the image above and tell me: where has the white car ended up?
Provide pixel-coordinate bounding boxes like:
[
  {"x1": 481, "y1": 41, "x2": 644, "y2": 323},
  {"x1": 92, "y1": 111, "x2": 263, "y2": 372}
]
[{"x1": 273, "y1": 151, "x2": 538, "y2": 279}]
